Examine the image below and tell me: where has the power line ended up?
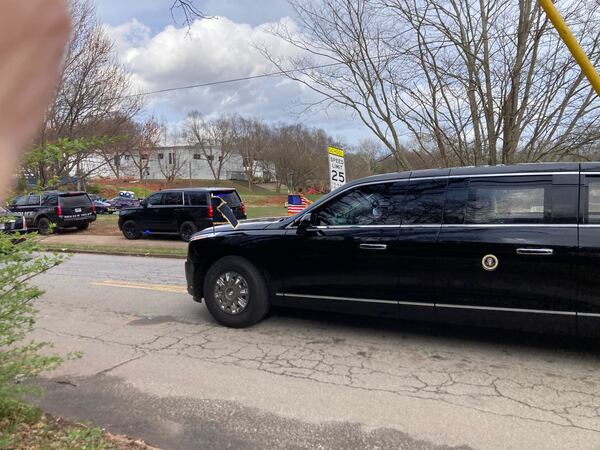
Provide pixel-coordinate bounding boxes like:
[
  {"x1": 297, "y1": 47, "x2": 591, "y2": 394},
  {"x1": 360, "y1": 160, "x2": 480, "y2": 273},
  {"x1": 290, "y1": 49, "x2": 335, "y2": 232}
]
[{"x1": 120, "y1": 61, "x2": 347, "y2": 100}]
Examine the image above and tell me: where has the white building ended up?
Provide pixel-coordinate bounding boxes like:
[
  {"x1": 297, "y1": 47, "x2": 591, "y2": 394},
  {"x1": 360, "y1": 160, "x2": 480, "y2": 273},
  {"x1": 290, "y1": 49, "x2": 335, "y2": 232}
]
[{"x1": 84, "y1": 145, "x2": 273, "y2": 182}]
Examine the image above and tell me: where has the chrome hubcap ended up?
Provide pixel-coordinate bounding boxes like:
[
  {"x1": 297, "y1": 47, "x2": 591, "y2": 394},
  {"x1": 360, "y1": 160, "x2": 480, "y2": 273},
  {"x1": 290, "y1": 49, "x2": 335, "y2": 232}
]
[{"x1": 214, "y1": 271, "x2": 249, "y2": 315}]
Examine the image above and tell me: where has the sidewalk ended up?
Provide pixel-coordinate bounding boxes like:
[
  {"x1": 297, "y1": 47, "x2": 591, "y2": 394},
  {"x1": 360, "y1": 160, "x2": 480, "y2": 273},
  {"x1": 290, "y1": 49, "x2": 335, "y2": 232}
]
[{"x1": 40, "y1": 233, "x2": 187, "y2": 258}]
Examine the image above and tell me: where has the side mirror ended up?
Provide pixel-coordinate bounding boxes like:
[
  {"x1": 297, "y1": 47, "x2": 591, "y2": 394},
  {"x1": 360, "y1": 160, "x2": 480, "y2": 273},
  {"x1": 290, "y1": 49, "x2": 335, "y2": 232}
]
[
  {"x1": 140, "y1": 200, "x2": 147, "y2": 207},
  {"x1": 296, "y1": 213, "x2": 314, "y2": 233}
]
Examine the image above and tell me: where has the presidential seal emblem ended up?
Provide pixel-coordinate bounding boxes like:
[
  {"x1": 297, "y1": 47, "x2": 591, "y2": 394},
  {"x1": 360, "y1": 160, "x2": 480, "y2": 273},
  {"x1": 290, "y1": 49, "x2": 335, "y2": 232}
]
[{"x1": 482, "y1": 254, "x2": 499, "y2": 271}]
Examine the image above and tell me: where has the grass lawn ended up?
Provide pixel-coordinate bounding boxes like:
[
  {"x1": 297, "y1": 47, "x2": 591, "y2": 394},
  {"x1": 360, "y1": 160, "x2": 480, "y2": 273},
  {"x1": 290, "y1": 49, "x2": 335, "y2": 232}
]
[{"x1": 40, "y1": 241, "x2": 187, "y2": 258}]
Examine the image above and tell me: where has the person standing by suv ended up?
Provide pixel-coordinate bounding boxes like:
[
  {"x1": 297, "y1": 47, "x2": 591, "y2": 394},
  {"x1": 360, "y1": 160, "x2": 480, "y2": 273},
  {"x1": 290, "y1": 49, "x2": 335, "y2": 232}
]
[
  {"x1": 9, "y1": 191, "x2": 96, "y2": 235},
  {"x1": 118, "y1": 188, "x2": 247, "y2": 242}
]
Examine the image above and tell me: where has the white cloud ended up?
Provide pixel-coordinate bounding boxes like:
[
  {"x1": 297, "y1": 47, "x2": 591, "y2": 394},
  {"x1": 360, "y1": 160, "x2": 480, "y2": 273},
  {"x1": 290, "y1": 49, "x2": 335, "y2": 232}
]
[{"x1": 105, "y1": 16, "x2": 369, "y2": 143}]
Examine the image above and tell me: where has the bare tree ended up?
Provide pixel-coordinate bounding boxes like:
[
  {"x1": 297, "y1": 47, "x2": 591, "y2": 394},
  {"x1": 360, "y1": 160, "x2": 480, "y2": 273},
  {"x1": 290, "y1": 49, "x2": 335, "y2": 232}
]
[
  {"x1": 268, "y1": 123, "x2": 330, "y2": 191},
  {"x1": 125, "y1": 117, "x2": 162, "y2": 180},
  {"x1": 184, "y1": 112, "x2": 236, "y2": 182},
  {"x1": 233, "y1": 117, "x2": 270, "y2": 191},
  {"x1": 157, "y1": 149, "x2": 187, "y2": 183},
  {"x1": 28, "y1": 0, "x2": 142, "y2": 188},
  {"x1": 263, "y1": 0, "x2": 600, "y2": 168},
  {"x1": 170, "y1": 0, "x2": 208, "y2": 27}
]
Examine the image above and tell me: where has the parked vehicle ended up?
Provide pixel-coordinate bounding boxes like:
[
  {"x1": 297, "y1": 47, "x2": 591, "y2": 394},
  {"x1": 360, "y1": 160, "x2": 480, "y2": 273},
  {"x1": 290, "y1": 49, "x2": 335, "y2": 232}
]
[
  {"x1": 0, "y1": 206, "x2": 26, "y2": 233},
  {"x1": 88, "y1": 194, "x2": 113, "y2": 214},
  {"x1": 185, "y1": 162, "x2": 600, "y2": 337},
  {"x1": 108, "y1": 196, "x2": 140, "y2": 210},
  {"x1": 9, "y1": 191, "x2": 96, "y2": 235},
  {"x1": 118, "y1": 188, "x2": 247, "y2": 242}
]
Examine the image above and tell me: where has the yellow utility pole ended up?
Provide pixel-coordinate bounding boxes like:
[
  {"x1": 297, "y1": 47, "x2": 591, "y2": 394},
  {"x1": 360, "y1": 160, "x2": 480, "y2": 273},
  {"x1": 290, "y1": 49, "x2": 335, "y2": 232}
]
[{"x1": 539, "y1": 0, "x2": 600, "y2": 96}]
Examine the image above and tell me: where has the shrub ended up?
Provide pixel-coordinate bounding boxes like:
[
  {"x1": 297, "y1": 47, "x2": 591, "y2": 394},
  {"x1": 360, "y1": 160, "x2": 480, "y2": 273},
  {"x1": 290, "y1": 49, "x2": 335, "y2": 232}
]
[{"x1": 0, "y1": 225, "x2": 64, "y2": 426}]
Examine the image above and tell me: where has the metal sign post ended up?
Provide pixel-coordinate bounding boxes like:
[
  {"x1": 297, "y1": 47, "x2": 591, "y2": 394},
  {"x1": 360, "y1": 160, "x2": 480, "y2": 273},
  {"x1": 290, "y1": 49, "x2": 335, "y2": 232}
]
[
  {"x1": 328, "y1": 146, "x2": 346, "y2": 191},
  {"x1": 539, "y1": 0, "x2": 600, "y2": 96}
]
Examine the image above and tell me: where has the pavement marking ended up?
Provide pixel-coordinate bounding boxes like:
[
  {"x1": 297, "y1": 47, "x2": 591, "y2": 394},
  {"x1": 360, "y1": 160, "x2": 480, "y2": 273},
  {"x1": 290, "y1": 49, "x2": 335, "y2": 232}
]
[{"x1": 91, "y1": 279, "x2": 188, "y2": 294}]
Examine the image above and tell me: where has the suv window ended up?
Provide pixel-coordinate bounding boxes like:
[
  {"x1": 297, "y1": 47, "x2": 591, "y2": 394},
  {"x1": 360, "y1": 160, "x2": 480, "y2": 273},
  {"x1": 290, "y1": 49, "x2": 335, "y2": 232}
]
[
  {"x1": 59, "y1": 194, "x2": 91, "y2": 208},
  {"x1": 466, "y1": 176, "x2": 549, "y2": 224},
  {"x1": 398, "y1": 179, "x2": 447, "y2": 225},
  {"x1": 314, "y1": 183, "x2": 397, "y2": 226},
  {"x1": 13, "y1": 196, "x2": 28, "y2": 207},
  {"x1": 146, "y1": 193, "x2": 163, "y2": 206},
  {"x1": 163, "y1": 192, "x2": 183, "y2": 206},
  {"x1": 212, "y1": 191, "x2": 241, "y2": 205},
  {"x1": 43, "y1": 195, "x2": 58, "y2": 206},
  {"x1": 27, "y1": 195, "x2": 41, "y2": 206},
  {"x1": 186, "y1": 192, "x2": 208, "y2": 206}
]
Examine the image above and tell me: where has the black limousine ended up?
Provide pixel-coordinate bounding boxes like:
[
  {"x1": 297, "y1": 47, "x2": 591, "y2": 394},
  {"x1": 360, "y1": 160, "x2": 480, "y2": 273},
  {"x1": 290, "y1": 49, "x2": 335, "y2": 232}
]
[{"x1": 185, "y1": 163, "x2": 600, "y2": 337}]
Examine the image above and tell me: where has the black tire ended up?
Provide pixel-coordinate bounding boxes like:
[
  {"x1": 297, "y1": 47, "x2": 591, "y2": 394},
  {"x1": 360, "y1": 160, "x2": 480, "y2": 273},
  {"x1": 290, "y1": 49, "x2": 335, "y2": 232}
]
[
  {"x1": 122, "y1": 220, "x2": 141, "y2": 240},
  {"x1": 203, "y1": 256, "x2": 270, "y2": 328},
  {"x1": 179, "y1": 221, "x2": 198, "y2": 242},
  {"x1": 37, "y1": 217, "x2": 52, "y2": 235},
  {"x1": 76, "y1": 222, "x2": 89, "y2": 231}
]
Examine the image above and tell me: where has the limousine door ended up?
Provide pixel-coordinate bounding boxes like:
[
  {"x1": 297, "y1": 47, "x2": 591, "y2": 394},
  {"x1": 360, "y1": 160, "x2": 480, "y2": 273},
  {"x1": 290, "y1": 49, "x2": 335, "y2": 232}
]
[
  {"x1": 436, "y1": 174, "x2": 579, "y2": 334},
  {"x1": 577, "y1": 170, "x2": 600, "y2": 337},
  {"x1": 280, "y1": 182, "x2": 402, "y2": 318}
]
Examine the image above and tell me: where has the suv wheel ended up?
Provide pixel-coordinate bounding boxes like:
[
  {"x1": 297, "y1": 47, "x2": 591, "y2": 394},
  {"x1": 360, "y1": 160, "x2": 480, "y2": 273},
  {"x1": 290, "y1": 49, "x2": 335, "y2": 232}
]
[
  {"x1": 122, "y1": 220, "x2": 141, "y2": 240},
  {"x1": 180, "y1": 221, "x2": 198, "y2": 242},
  {"x1": 76, "y1": 223, "x2": 89, "y2": 231},
  {"x1": 203, "y1": 256, "x2": 270, "y2": 328},
  {"x1": 37, "y1": 217, "x2": 52, "y2": 235}
]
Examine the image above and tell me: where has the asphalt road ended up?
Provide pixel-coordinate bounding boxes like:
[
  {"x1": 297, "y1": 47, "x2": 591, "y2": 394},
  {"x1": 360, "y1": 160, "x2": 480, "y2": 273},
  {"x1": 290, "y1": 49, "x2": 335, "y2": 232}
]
[{"x1": 29, "y1": 253, "x2": 600, "y2": 449}]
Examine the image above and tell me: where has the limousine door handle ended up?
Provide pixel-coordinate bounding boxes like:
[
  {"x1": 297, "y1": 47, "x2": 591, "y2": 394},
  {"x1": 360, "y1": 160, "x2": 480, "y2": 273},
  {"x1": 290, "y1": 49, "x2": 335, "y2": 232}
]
[
  {"x1": 516, "y1": 248, "x2": 554, "y2": 256},
  {"x1": 359, "y1": 243, "x2": 388, "y2": 250}
]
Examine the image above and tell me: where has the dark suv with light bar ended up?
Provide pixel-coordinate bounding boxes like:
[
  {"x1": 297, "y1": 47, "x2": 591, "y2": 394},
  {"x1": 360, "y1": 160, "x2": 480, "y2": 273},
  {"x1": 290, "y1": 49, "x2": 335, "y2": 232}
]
[
  {"x1": 118, "y1": 188, "x2": 247, "y2": 242},
  {"x1": 9, "y1": 191, "x2": 96, "y2": 235}
]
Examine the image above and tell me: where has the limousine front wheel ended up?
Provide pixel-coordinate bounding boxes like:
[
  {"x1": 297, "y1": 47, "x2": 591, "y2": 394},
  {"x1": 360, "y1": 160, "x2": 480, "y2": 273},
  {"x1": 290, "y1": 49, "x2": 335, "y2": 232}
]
[{"x1": 203, "y1": 256, "x2": 269, "y2": 328}]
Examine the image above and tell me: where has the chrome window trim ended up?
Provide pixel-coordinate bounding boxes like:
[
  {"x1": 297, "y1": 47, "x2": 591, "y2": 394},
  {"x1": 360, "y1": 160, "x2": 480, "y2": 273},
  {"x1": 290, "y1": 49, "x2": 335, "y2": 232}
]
[
  {"x1": 305, "y1": 223, "x2": 577, "y2": 230},
  {"x1": 277, "y1": 293, "x2": 581, "y2": 316},
  {"x1": 287, "y1": 170, "x2": 580, "y2": 229},
  {"x1": 435, "y1": 303, "x2": 575, "y2": 316},
  {"x1": 276, "y1": 292, "x2": 397, "y2": 305},
  {"x1": 577, "y1": 312, "x2": 600, "y2": 317}
]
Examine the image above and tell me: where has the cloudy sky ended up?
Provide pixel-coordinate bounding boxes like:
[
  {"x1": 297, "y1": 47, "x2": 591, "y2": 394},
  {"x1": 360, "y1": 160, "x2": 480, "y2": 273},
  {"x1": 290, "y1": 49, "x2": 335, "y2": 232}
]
[{"x1": 95, "y1": 0, "x2": 368, "y2": 145}]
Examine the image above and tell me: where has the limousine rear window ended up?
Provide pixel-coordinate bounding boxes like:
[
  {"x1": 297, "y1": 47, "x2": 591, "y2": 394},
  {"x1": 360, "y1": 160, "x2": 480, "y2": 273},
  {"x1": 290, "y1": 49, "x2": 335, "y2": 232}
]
[{"x1": 589, "y1": 182, "x2": 600, "y2": 223}]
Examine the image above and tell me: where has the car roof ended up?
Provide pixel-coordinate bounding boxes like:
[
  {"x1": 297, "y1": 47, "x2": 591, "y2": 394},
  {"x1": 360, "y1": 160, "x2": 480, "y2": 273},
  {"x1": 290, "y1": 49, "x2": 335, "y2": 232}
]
[
  {"x1": 348, "y1": 162, "x2": 582, "y2": 187},
  {"x1": 159, "y1": 187, "x2": 237, "y2": 192}
]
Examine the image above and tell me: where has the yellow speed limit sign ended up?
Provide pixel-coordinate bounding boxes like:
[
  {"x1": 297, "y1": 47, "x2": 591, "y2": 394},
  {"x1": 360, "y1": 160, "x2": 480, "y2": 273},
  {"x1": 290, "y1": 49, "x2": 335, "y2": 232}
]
[{"x1": 328, "y1": 146, "x2": 346, "y2": 190}]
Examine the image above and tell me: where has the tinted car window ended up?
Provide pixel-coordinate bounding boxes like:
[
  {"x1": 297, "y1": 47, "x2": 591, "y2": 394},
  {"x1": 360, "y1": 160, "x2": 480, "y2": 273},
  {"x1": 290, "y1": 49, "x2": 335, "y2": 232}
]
[
  {"x1": 466, "y1": 176, "x2": 549, "y2": 224},
  {"x1": 315, "y1": 183, "x2": 396, "y2": 226},
  {"x1": 13, "y1": 196, "x2": 28, "y2": 206},
  {"x1": 212, "y1": 191, "x2": 241, "y2": 205},
  {"x1": 398, "y1": 179, "x2": 447, "y2": 225},
  {"x1": 27, "y1": 195, "x2": 40, "y2": 206},
  {"x1": 587, "y1": 181, "x2": 600, "y2": 223},
  {"x1": 163, "y1": 192, "x2": 182, "y2": 206},
  {"x1": 43, "y1": 195, "x2": 58, "y2": 206},
  {"x1": 442, "y1": 179, "x2": 469, "y2": 224},
  {"x1": 59, "y1": 194, "x2": 91, "y2": 208},
  {"x1": 186, "y1": 192, "x2": 208, "y2": 206},
  {"x1": 147, "y1": 193, "x2": 163, "y2": 206}
]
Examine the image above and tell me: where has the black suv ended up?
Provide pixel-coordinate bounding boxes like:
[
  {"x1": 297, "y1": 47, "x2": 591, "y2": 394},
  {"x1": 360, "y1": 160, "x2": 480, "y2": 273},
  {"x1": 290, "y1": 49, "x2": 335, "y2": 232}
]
[
  {"x1": 9, "y1": 191, "x2": 96, "y2": 235},
  {"x1": 118, "y1": 188, "x2": 247, "y2": 242}
]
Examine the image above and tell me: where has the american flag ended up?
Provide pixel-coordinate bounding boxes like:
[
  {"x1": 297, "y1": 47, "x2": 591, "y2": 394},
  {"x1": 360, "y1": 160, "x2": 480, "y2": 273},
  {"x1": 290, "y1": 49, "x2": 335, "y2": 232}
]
[{"x1": 287, "y1": 194, "x2": 311, "y2": 216}]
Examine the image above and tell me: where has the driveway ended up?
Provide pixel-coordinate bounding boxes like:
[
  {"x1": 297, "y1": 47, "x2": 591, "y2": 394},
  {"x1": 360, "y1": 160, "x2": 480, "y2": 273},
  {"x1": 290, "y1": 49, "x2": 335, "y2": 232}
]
[{"x1": 30, "y1": 254, "x2": 600, "y2": 449}]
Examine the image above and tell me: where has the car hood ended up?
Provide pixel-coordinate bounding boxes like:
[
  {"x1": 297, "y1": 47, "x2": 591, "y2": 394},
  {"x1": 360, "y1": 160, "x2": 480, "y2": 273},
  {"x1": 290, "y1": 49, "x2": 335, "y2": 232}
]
[{"x1": 209, "y1": 217, "x2": 286, "y2": 233}]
